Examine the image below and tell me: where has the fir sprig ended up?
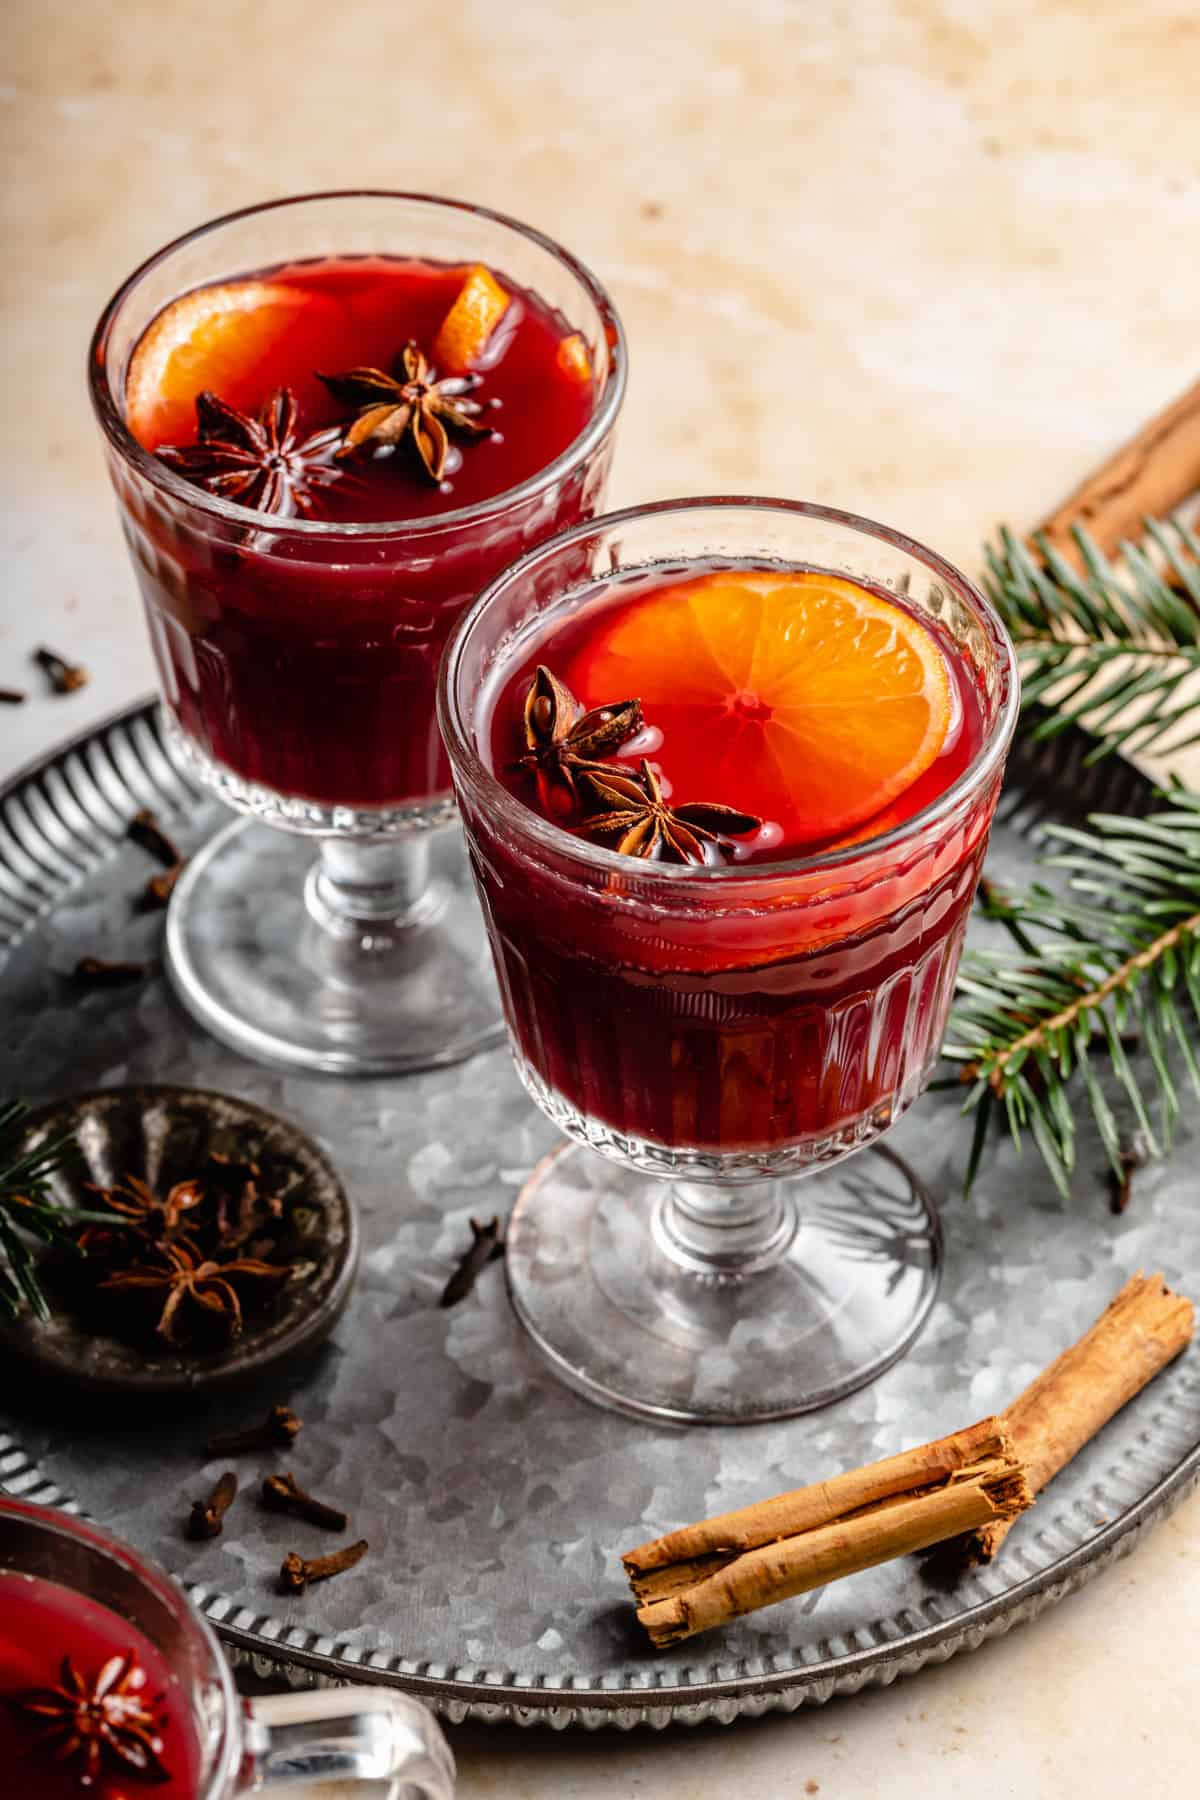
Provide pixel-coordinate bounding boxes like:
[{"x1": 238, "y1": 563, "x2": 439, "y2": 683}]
[
  {"x1": 943, "y1": 791, "x2": 1200, "y2": 1196},
  {"x1": 0, "y1": 1101, "x2": 109, "y2": 1320},
  {"x1": 985, "y1": 519, "x2": 1200, "y2": 764}
]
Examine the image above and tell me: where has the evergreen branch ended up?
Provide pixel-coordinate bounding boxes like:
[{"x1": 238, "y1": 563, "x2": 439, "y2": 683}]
[
  {"x1": 985, "y1": 522, "x2": 1200, "y2": 763},
  {"x1": 0, "y1": 1100, "x2": 89, "y2": 1320},
  {"x1": 945, "y1": 790, "x2": 1200, "y2": 1197}
]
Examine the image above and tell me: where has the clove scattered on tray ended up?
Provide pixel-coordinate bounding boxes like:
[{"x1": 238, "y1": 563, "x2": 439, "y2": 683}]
[
  {"x1": 278, "y1": 1540, "x2": 368, "y2": 1595},
  {"x1": 261, "y1": 1472, "x2": 348, "y2": 1531},
  {"x1": 0, "y1": 687, "x2": 27, "y2": 705},
  {"x1": 126, "y1": 807, "x2": 189, "y2": 909},
  {"x1": 206, "y1": 1404, "x2": 303, "y2": 1456},
  {"x1": 33, "y1": 646, "x2": 88, "y2": 694},
  {"x1": 187, "y1": 1471, "x2": 238, "y2": 1541},
  {"x1": 440, "y1": 1215, "x2": 505, "y2": 1307},
  {"x1": 73, "y1": 955, "x2": 148, "y2": 986}
]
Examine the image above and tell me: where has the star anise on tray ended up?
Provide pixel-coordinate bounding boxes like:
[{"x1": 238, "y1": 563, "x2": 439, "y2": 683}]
[
  {"x1": 317, "y1": 341, "x2": 495, "y2": 482},
  {"x1": 156, "y1": 388, "x2": 345, "y2": 518},
  {"x1": 99, "y1": 1237, "x2": 291, "y2": 1345},
  {"x1": 11, "y1": 1651, "x2": 170, "y2": 1787},
  {"x1": 511, "y1": 665, "x2": 644, "y2": 811},
  {"x1": 579, "y1": 760, "x2": 761, "y2": 865}
]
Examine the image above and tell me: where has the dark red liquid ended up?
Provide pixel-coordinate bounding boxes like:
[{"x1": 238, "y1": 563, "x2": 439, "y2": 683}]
[
  {"x1": 118, "y1": 257, "x2": 605, "y2": 807},
  {"x1": 466, "y1": 563, "x2": 1002, "y2": 1156},
  {"x1": 0, "y1": 1572, "x2": 202, "y2": 1799}
]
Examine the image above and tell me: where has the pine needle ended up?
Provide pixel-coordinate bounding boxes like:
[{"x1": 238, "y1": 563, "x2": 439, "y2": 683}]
[
  {"x1": 985, "y1": 520, "x2": 1200, "y2": 765},
  {"x1": 945, "y1": 790, "x2": 1200, "y2": 1195},
  {"x1": 0, "y1": 1101, "x2": 97, "y2": 1320}
]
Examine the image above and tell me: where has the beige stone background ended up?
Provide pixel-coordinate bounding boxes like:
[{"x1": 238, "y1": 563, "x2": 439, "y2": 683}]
[{"x1": 3, "y1": 1, "x2": 1199, "y2": 1794}]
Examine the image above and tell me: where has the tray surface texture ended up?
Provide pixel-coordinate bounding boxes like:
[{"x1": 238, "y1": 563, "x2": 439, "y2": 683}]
[{"x1": 0, "y1": 702, "x2": 1196, "y2": 1728}]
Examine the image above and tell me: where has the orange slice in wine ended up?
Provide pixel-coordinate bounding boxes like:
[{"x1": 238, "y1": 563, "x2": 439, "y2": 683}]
[
  {"x1": 568, "y1": 569, "x2": 954, "y2": 844},
  {"x1": 125, "y1": 280, "x2": 330, "y2": 450},
  {"x1": 432, "y1": 264, "x2": 511, "y2": 374}
]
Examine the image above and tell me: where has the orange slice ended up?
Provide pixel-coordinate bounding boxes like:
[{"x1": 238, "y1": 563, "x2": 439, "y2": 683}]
[
  {"x1": 125, "y1": 281, "x2": 325, "y2": 450},
  {"x1": 556, "y1": 332, "x2": 593, "y2": 384},
  {"x1": 432, "y1": 264, "x2": 510, "y2": 374},
  {"x1": 568, "y1": 570, "x2": 953, "y2": 844}
]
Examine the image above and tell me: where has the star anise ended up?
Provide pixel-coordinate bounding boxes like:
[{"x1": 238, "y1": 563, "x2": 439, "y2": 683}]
[
  {"x1": 99, "y1": 1237, "x2": 291, "y2": 1345},
  {"x1": 87, "y1": 1173, "x2": 205, "y2": 1238},
  {"x1": 156, "y1": 388, "x2": 344, "y2": 518},
  {"x1": 510, "y1": 665, "x2": 644, "y2": 811},
  {"x1": 11, "y1": 1651, "x2": 170, "y2": 1786},
  {"x1": 317, "y1": 341, "x2": 494, "y2": 483},
  {"x1": 579, "y1": 760, "x2": 761, "y2": 865}
]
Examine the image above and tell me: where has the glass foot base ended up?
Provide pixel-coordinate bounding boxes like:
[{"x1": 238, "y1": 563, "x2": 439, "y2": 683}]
[
  {"x1": 506, "y1": 1141, "x2": 942, "y2": 1424},
  {"x1": 165, "y1": 818, "x2": 504, "y2": 1075}
]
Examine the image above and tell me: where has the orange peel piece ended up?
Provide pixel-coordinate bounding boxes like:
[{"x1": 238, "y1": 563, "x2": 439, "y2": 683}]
[
  {"x1": 556, "y1": 332, "x2": 593, "y2": 384},
  {"x1": 432, "y1": 264, "x2": 511, "y2": 374}
]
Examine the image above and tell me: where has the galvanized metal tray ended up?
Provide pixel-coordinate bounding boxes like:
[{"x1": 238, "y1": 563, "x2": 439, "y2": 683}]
[{"x1": 1, "y1": 701, "x2": 1197, "y2": 1729}]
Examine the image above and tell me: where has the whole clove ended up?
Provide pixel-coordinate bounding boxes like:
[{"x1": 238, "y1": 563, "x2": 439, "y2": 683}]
[
  {"x1": 126, "y1": 809, "x2": 188, "y2": 908},
  {"x1": 187, "y1": 1470, "x2": 238, "y2": 1540},
  {"x1": 126, "y1": 808, "x2": 182, "y2": 868},
  {"x1": 34, "y1": 647, "x2": 88, "y2": 694},
  {"x1": 278, "y1": 1540, "x2": 368, "y2": 1595},
  {"x1": 143, "y1": 863, "x2": 186, "y2": 908},
  {"x1": 1110, "y1": 1146, "x2": 1143, "y2": 1214},
  {"x1": 440, "y1": 1215, "x2": 505, "y2": 1307},
  {"x1": 0, "y1": 687, "x2": 26, "y2": 705},
  {"x1": 205, "y1": 1404, "x2": 303, "y2": 1457},
  {"x1": 260, "y1": 1471, "x2": 348, "y2": 1531},
  {"x1": 73, "y1": 955, "x2": 147, "y2": 986}
]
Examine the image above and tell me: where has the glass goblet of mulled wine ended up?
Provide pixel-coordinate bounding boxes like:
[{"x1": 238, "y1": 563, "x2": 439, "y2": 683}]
[
  {"x1": 0, "y1": 1497, "x2": 455, "y2": 1796},
  {"x1": 439, "y1": 498, "x2": 1019, "y2": 1423},
  {"x1": 89, "y1": 191, "x2": 625, "y2": 1074}
]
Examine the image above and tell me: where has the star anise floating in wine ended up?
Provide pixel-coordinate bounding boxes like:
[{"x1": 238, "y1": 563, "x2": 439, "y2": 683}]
[
  {"x1": 580, "y1": 760, "x2": 761, "y2": 865},
  {"x1": 512, "y1": 665, "x2": 761, "y2": 864},
  {"x1": 512, "y1": 664, "x2": 644, "y2": 809},
  {"x1": 12, "y1": 1651, "x2": 170, "y2": 1787},
  {"x1": 317, "y1": 340, "x2": 496, "y2": 482},
  {"x1": 156, "y1": 388, "x2": 345, "y2": 518}
]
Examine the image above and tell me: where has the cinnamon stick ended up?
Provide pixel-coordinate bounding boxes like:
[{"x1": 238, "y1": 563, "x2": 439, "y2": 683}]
[
  {"x1": 964, "y1": 1270, "x2": 1193, "y2": 1562},
  {"x1": 624, "y1": 1418, "x2": 1030, "y2": 1647},
  {"x1": 1032, "y1": 375, "x2": 1200, "y2": 565}
]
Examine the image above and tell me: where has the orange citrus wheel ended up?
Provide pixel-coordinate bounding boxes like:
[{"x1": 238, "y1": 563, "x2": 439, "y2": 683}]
[
  {"x1": 125, "y1": 281, "x2": 322, "y2": 449},
  {"x1": 432, "y1": 264, "x2": 510, "y2": 374},
  {"x1": 568, "y1": 569, "x2": 954, "y2": 844}
]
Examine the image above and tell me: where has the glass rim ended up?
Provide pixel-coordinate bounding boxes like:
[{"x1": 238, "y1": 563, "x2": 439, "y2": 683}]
[
  {"x1": 87, "y1": 188, "x2": 628, "y2": 540},
  {"x1": 0, "y1": 1495, "x2": 243, "y2": 1798},
  {"x1": 438, "y1": 494, "x2": 1022, "y2": 886}
]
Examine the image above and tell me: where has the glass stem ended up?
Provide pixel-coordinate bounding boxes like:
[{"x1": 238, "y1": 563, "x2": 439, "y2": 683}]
[
  {"x1": 654, "y1": 1176, "x2": 798, "y2": 1277},
  {"x1": 305, "y1": 836, "x2": 438, "y2": 939}
]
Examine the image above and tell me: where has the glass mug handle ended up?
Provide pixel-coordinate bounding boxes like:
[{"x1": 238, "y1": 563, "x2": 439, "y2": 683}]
[{"x1": 242, "y1": 1687, "x2": 456, "y2": 1795}]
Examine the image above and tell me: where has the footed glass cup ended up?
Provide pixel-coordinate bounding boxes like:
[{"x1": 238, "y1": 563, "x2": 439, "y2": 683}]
[
  {"x1": 89, "y1": 191, "x2": 624, "y2": 1074},
  {"x1": 0, "y1": 1498, "x2": 454, "y2": 1796},
  {"x1": 439, "y1": 498, "x2": 1019, "y2": 1423}
]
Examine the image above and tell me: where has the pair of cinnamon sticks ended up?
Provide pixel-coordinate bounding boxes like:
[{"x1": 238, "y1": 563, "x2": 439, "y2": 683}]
[{"x1": 624, "y1": 1272, "x2": 1193, "y2": 1646}]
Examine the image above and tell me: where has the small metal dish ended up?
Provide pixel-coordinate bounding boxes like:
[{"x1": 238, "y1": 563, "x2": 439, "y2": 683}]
[{"x1": 0, "y1": 1085, "x2": 358, "y2": 1396}]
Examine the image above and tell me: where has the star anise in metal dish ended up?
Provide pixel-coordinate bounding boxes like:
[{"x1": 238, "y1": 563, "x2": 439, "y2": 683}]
[
  {"x1": 511, "y1": 664, "x2": 644, "y2": 812},
  {"x1": 155, "y1": 387, "x2": 345, "y2": 518},
  {"x1": 99, "y1": 1237, "x2": 291, "y2": 1345},
  {"x1": 86, "y1": 1173, "x2": 206, "y2": 1239},
  {"x1": 11, "y1": 1651, "x2": 170, "y2": 1787},
  {"x1": 579, "y1": 760, "x2": 762, "y2": 865},
  {"x1": 317, "y1": 341, "x2": 496, "y2": 483}
]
